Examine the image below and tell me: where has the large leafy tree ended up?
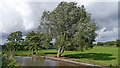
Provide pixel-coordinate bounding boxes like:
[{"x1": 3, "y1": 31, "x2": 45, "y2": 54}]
[{"x1": 39, "y1": 2, "x2": 97, "y2": 57}]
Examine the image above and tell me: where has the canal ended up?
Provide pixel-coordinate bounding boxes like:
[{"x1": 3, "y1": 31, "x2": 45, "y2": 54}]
[{"x1": 15, "y1": 56, "x2": 81, "y2": 66}]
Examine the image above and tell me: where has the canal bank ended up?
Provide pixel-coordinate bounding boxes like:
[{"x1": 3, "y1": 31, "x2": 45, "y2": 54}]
[
  {"x1": 45, "y1": 57, "x2": 102, "y2": 67},
  {"x1": 30, "y1": 55, "x2": 105, "y2": 68},
  {"x1": 15, "y1": 56, "x2": 104, "y2": 67},
  {"x1": 14, "y1": 52, "x2": 107, "y2": 68}
]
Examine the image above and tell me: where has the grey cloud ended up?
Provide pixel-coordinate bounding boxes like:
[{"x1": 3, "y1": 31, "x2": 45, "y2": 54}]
[
  {"x1": 0, "y1": 2, "x2": 118, "y2": 44},
  {"x1": 85, "y1": 2, "x2": 118, "y2": 42},
  {"x1": 2, "y1": 4, "x2": 25, "y2": 33},
  {"x1": 86, "y1": 2, "x2": 118, "y2": 28},
  {"x1": 1, "y1": 32, "x2": 8, "y2": 44},
  {"x1": 27, "y1": 2, "x2": 59, "y2": 29}
]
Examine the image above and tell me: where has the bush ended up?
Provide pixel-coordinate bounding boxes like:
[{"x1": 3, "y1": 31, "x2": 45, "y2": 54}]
[
  {"x1": 2, "y1": 54, "x2": 17, "y2": 68},
  {"x1": 15, "y1": 53, "x2": 31, "y2": 56},
  {"x1": 35, "y1": 53, "x2": 46, "y2": 56}
]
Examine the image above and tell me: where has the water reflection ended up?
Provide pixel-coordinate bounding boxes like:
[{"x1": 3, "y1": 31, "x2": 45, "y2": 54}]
[{"x1": 15, "y1": 56, "x2": 80, "y2": 66}]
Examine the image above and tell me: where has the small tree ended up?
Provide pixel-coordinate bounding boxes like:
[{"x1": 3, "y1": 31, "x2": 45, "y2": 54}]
[
  {"x1": 7, "y1": 31, "x2": 23, "y2": 55},
  {"x1": 6, "y1": 42, "x2": 14, "y2": 55},
  {"x1": 30, "y1": 35, "x2": 42, "y2": 54},
  {"x1": 25, "y1": 31, "x2": 36, "y2": 54},
  {"x1": 97, "y1": 42, "x2": 104, "y2": 46},
  {"x1": 25, "y1": 31, "x2": 44, "y2": 54}
]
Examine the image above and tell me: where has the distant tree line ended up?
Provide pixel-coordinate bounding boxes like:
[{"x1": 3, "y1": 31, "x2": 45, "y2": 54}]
[{"x1": 96, "y1": 40, "x2": 120, "y2": 47}]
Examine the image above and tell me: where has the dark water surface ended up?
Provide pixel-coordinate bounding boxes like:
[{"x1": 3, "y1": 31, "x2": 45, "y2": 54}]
[{"x1": 15, "y1": 56, "x2": 81, "y2": 66}]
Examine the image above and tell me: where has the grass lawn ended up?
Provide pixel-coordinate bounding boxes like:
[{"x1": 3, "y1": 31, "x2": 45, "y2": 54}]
[{"x1": 14, "y1": 46, "x2": 118, "y2": 66}]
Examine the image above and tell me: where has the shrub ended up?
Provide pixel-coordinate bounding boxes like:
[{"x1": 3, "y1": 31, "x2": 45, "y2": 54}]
[
  {"x1": 35, "y1": 53, "x2": 46, "y2": 56},
  {"x1": 15, "y1": 53, "x2": 31, "y2": 56},
  {"x1": 2, "y1": 54, "x2": 17, "y2": 67}
]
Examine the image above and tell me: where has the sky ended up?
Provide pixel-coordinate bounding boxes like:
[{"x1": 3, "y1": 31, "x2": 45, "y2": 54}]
[{"x1": 0, "y1": 0, "x2": 119, "y2": 44}]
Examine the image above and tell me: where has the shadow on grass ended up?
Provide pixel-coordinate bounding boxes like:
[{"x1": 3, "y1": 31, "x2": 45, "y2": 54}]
[
  {"x1": 63, "y1": 53, "x2": 115, "y2": 60},
  {"x1": 44, "y1": 52, "x2": 57, "y2": 55}
]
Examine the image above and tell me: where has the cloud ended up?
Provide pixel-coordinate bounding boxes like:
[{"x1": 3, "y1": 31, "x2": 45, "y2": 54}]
[
  {"x1": 16, "y1": 2, "x2": 35, "y2": 30},
  {"x1": 84, "y1": 2, "x2": 118, "y2": 42},
  {"x1": 95, "y1": 28, "x2": 118, "y2": 42},
  {"x1": 0, "y1": 1, "x2": 59, "y2": 44},
  {"x1": 1, "y1": 0, "x2": 25, "y2": 33},
  {"x1": 0, "y1": 1, "x2": 118, "y2": 44}
]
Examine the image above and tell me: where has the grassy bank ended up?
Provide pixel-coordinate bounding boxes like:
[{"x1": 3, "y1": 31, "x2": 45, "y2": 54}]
[{"x1": 7, "y1": 46, "x2": 118, "y2": 66}]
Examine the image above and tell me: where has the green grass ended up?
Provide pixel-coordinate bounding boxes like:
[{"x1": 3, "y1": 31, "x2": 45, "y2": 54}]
[
  {"x1": 39, "y1": 49, "x2": 57, "y2": 54},
  {"x1": 13, "y1": 46, "x2": 118, "y2": 66},
  {"x1": 62, "y1": 46, "x2": 118, "y2": 66}
]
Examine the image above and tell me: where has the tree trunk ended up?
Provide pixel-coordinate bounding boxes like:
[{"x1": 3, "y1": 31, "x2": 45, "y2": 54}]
[
  {"x1": 32, "y1": 49, "x2": 34, "y2": 55},
  {"x1": 57, "y1": 47, "x2": 61, "y2": 57},
  {"x1": 60, "y1": 46, "x2": 65, "y2": 55},
  {"x1": 36, "y1": 49, "x2": 38, "y2": 54},
  {"x1": 13, "y1": 48, "x2": 15, "y2": 55},
  {"x1": 29, "y1": 49, "x2": 31, "y2": 54},
  {"x1": 57, "y1": 46, "x2": 65, "y2": 58}
]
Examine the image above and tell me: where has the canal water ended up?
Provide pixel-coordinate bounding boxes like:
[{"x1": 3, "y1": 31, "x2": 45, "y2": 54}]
[{"x1": 15, "y1": 56, "x2": 81, "y2": 66}]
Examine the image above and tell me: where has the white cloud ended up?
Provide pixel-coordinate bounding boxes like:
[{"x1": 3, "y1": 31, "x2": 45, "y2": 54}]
[
  {"x1": 12, "y1": 1, "x2": 34, "y2": 30},
  {"x1": 96, "y1": 28, "x2": 118, "y2": 42},
  {"x1": 1, "y1": 0, "x2": 35, "y2": 31},
  {"x1": 22, "y1": 36, "x2": 26, "y2": 39},
  {"x1": 16, "y1": 3, "x2": 31, "y2": 16},
  {"x1": 17, "y1": 3, "x2": 34, "y2": 31},
  {"x1": 0, "y1": 22, "x2": 2, "y2": 33},
  {"x1": 23, "y1": 19, "x2": 34, "y2": 30}
]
